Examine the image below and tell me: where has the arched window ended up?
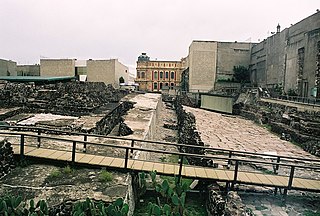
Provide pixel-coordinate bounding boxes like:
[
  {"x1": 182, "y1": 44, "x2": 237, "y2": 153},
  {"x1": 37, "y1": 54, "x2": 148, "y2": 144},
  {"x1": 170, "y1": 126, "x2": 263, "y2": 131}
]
[
  {"x1": 137, "y1": 72, "x2": 140, "y2": 79},
  {"x1": 160, "y1": 71, "x2": 163, "y2": 79},
  {"x1": 154, "y1": 71, "x2": 158, "y2": 80},
  {"x1": 165, "y1": 71, "x2": 169, "y2": 79},
  {"x1": 165, "y1": 83, "x2": 169, "y2": 86},
  {"x1": 154, "y1": 82, "x2": 158, "y2": 90},
  {"x1": 141, "y1": 72, "x2": 145, "y2": 79},
  {"x1": 171, "y1": 83, "x2": 175, "y2": 86},
  {"x1": 160, "y1": 83, "x2": 163, "y2": 90},
  {"x1": 171, "y1": 72, "x2": 175, "y2": 79}
]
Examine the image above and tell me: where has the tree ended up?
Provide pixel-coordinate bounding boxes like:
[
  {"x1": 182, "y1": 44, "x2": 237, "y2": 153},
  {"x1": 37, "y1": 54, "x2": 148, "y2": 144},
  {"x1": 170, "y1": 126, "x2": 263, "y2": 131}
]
[
  {"x1": 233, "y1": 66, "x2": 250, "y2": 83},
  {"x1": 119, "y1": 76, "x2": 125, "y2": 84}
]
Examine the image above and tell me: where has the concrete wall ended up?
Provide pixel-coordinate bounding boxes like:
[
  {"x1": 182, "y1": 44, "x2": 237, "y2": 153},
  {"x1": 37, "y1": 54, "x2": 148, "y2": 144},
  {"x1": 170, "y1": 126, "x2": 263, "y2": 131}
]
[
  {"x1": 251, "y1": 11, "x2": 320, "y2": 97},
  {"x1": 201, "y1": 94, "x2": 233, "y2": 114},
  {"x1": 0, "y1": 59, "x2": 17, "y2": 76},
  {"x1": 87, "y1": 59, "x2": 115, "y2": 86},
  {"x1": 17, "y1": 65, "x2": 40, "y2": 76},
  {"x1": 40, "y1": 59, "x2": 75, "y2": 77},
  {"x1": 217, "y1": 42, "x2": 252, "y2": 80},
  {"x1": 115, "y1": 60, "x2": 129, "y2": 88},
  {"x1": 188, "y1": 41, "x2": 217, "y2": 92}
]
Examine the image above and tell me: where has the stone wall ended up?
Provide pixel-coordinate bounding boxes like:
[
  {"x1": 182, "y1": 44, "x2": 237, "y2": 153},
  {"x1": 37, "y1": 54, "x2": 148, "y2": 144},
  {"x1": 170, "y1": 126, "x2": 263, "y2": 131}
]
[
  {"x1": 0, "y1": 82, "x2": 125, "y2": 116},
  {"x1": 40, "y1": 59, "x2": 75, "y2": 77},
  {"x1": 0, "y1": 139, "x2": 15, "y2": 178}
]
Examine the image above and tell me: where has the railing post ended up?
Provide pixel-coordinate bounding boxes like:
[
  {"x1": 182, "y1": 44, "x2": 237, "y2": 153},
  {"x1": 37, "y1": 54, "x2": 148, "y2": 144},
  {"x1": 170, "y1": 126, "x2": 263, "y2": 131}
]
[
  {"x1": 83, "y1": 135, "x2": 87, "y2": 153},
  {"x1": 231, "y1": 160, "x2": 239, "y2": 189},
  {"x1": 20, "y1": 134, "x2": 25, "y2": 159},
  {"x1": 178, "y1": 155, "x2": 184, "y2": 184},
  {"x1": 124, "y1": 148, "x2": 129, "y2": 169},
  {"x1": 287, "y1": 166, "x2": 295, "y2": 190},
  {"x1": 227, "y1": 151, "x2": 232, "y2": 169},
  {"x1": 72, "y1": 141, "x2": 76, "y2": 164},
  {"x1": 130, "y1": 140, "x2": 134, "y2": 159},
  {"x1": 37, "y1": 129, "x2": 41, "y2": 148},
  {"x1": 274, "y1": 156, "x2": 281, "y2": 174}
]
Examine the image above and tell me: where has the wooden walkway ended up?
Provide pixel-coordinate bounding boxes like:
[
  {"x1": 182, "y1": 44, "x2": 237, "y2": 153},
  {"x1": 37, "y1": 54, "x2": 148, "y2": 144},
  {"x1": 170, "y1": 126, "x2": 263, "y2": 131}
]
[{"x1": 12, "y1": 145, "x2": 320, "y2": 193}]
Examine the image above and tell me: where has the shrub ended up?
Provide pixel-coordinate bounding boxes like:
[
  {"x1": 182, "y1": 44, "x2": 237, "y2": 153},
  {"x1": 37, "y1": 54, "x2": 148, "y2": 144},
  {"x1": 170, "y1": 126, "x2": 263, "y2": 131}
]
[{"x1": 99, "y1": 170, "x2": 113, "y2": 182}]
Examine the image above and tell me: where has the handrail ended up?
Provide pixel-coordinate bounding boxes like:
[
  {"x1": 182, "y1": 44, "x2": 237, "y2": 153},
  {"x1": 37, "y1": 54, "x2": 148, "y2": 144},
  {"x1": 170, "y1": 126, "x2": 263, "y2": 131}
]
[
  {"x1": 1, "y1": 125, "x2": 320, "y2": 165},
  {"x1": 2, "y1": 130, "x2": 320, "y2": 194},
  {"x1": 261, "y1": 95, "x2": 320, "y2": 106}
]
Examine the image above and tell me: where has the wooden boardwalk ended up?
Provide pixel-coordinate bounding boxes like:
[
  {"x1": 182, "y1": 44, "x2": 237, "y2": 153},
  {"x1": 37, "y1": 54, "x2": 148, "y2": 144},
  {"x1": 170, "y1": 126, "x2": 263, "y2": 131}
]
[{"x1": 12, "y1": 145, "x2": 320, "y2": 192}]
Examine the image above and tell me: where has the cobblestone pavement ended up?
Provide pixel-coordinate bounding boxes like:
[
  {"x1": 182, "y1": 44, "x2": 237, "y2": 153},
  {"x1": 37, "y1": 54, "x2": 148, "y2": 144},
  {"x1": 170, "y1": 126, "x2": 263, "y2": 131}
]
[{"x1": 184, "y1": 106, "x2": 316, "y2": 159}]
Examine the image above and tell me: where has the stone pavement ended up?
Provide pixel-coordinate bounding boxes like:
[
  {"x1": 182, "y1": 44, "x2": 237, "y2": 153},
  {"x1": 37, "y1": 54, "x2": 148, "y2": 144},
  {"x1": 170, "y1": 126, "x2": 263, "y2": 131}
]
[{"x1": 184, "y1": 106, "x2": 315, "y2": 159}]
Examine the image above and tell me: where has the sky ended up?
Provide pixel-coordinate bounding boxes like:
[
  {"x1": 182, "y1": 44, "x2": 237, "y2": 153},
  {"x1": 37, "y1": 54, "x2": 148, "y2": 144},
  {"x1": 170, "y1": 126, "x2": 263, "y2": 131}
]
[{"x1": 0, "y1": 0, "x2": 319, "y2": 74}]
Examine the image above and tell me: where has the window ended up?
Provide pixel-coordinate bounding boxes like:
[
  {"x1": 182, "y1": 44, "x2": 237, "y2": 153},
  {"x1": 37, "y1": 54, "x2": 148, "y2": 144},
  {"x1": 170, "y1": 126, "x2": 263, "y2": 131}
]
[
  {"x1": 165, "y1": 71, "x2": 169, "y2": 79},
  {"x1": 165, "y1": 83, "x2": 169, "y2": 86},
  {"x1": 141, "y1": 72, "x2": 145, "y2": 79},
  {"x1": 160, "y1": 71, "x2": 163, "y2": 79},
  {"x1": 154, "y1": 71, "x2": 158, "y2": 80},
  {"x1": 171, "y1": 71, "x2": 175, "y2": 79},
  {"x1": 160, "y1": 83, "x2": 163, "y2": 90},
  {"x1": 154, "y1": 82, "x2": 158, "y2": 90},
  {"x1": 137, "y1": 72, "x2": 140, "y2": 78},
  {"x1": 171, "y1": 83, "x2": 175, "y2": 86}
]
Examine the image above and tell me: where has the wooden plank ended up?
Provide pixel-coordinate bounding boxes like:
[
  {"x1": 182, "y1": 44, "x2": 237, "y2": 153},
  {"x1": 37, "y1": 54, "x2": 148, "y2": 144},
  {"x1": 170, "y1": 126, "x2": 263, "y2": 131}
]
[
  {"x1": 132, "y1": 160, "x2": 144, "y2": 170},
  {"x1": 237, "y1": 172, "x2": 251, "y2": 183},
  {"x1": 27, "y1": 148, "x2": 47, "y2": 157},
  {"x1": 255, "y1": 173, "x2": 274, "y2": 185},
  {"x1": 225, "y1": 170, "x2": 234, "y2": 180},
  {"x1": 110, "y1": 158, "x2": 124, "y2": 168},
  {"x1": 293, "y1": 178, "x2": 319, "y2": 190},
  {"x1": 75, "y1": 153, "x2": 86, "y2": 162},
  {"x1": 57, "y1": 152, "x2": 72, "y2": 161},
  {"x1": 264, "y1": 175, "x2": 287, "y2": 187},
  {"x1": 215, "y1": 170, "x2": 230, "y2": 181},
  {"x1": 78, "y1": 155, "x2": 95, "y2": 163},
  {"x1": 174, "y1": 165, "x2": 180, "y2": 175},
  {"x1": 127, "y1": 160, "x2": 134, "y2": 169},
  {"x1": 306, "y1": 179, "x2": 320, "y2": 190},
  {"x1": 243, "y1": 173, "x2": 264, "y2": 185},
  {"x1": 46, "y1": 150, "x2": 66, "y2": 160},
  {"x1": 141, "y1": 161, "x2": 154, "y2": 172},
  {"x1": 90, "y1": 156, "x2": 105, "y2": 165},
  {"x1": 24, "y1": 146, "x2": 37, "y2": 154},
  {"x1": 184, "y1": 166, "x2": 196, "y2": 178},
  {"x1": 40, "y1": 149, "x2": 59, "y2": 158},
  {"x1": 100, "y1": 157, "x2": 115, "y2": 166},
  {"x1": 204, "y1": 168, "x2": 219, "y2": 179},
  {"x1": 292, "y1": 178, "x2": 311, "y2": 189},
  {"x1": 194, "y1": 167, "x2": 207, "y2": 178},
  {"x1": 163, "y1": 164, "x2": 175, "y2": 175},
  {"x1": 153, "y1": 163, "x2": 164, "y2": 173}
]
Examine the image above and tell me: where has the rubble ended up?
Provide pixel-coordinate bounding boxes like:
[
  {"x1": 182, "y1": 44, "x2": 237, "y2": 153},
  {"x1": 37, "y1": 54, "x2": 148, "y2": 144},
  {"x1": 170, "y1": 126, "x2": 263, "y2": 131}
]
[{"x1": 0, "y1": 139, "x2": 15, "y2": 178}]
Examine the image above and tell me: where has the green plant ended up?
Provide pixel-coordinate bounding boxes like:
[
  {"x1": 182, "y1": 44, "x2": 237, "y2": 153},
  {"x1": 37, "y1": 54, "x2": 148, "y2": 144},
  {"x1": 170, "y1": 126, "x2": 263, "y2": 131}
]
[
  {"x1": 233, "y1": 65, "x2": 250, "y2": 83},
  {"x1": 99, "y1": 170, "x2": 113, "y2": 182},
  {"x1": 48, "y1": 169, "x2": 62, "y2": 179},
  {"x1": 304, "y1": 210, "x2": 320, "y2": 216},
  {"x1": 62, "y1": 165, "x2": 73, "y2": 174}
]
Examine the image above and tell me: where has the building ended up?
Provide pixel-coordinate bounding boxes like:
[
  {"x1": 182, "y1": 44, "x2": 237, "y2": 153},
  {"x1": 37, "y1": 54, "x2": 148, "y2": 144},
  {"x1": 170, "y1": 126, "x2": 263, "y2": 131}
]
[
  {"x1": 186, "y1": 41, "x2": 253, "y2": 93},
  {"x1": 135, "y1": 53, "x2": 185, "y2": 91},
  {"x1": 40, "y1": 58, "x2": 129, "y2": 88},
  {"x1": 17, "y1": 64, "x2": 40, "y2": 76},
  {"x1": 87, "y1": 59, "x2": 129, "y2": 88},
  {"x1": 0, "y1": 59, "x2": 17, "y2": 76},
  {"x1": 250, "y1": 11, "x2": 320, "y2": 98}
]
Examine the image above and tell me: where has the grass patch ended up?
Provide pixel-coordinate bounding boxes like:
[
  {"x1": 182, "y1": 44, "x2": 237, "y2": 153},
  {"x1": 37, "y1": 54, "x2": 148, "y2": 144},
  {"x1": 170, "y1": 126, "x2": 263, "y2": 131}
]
[
  {"x1": 99, "y1": 169, "x2": 113, "y2": 182},
  {"x1": 62, "y1": 165, "x2": 73, "y2": 174},
  {"x1": 255, "y1": 205, "x2": 268, "y2": 211},
  {"x1": 48, "y1": 169, "x2": 62, "y2": 179}
]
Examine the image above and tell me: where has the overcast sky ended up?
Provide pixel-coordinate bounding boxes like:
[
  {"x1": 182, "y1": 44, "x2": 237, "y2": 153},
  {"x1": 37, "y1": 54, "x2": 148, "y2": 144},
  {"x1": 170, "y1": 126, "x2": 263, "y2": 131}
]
[{"x1": 0, "y1": 0, "x2": 319, "y2": 73}]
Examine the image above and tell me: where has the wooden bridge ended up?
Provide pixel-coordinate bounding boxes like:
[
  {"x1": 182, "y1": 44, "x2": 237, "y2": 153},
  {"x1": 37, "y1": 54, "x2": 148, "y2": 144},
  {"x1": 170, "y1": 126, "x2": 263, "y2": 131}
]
[{"x1": 1, "y1": 125, "x2": 320, "y2": 195}]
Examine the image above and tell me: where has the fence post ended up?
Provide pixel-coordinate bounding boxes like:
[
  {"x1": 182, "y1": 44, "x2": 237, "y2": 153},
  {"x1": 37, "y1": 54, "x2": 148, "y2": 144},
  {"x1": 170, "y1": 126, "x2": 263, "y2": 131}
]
[
  {"x1": 37, "y1": 129, "x2": 41, "y2": 148},
  {"x1": 178, "y1": 155, "x2": 184, "y2": 184},
  {"x1": 20, "y1": 134, "x2": 25, "y2": 159},
  {"x1": 83, "y1": 135, "x2": 87, "y2": 153},
  {"x1": 72, "y1": 141, "x2": 76, "y2": 164},
  {"x1": 287, "y1": 166, "x2": 295, "y2": 190},
  {"x1": 227, "y1": 151, "x2": 232, "y2": 169},
  {"x1": 231, "y1": 160, "x2": 239, "y2": 189},
  {"x1": 130, "y1": 140, "x2": 134, "y2": 159},
  {"x1": 274, "y1": 156, "x2": 281, "y2": 174},
  {"x1": 124, "y1": 148, "x2": 129, "y2": 169}
]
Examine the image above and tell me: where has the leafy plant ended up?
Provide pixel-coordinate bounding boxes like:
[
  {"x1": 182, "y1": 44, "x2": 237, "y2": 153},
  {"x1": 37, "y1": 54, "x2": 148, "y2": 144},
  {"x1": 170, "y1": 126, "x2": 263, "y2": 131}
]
[
  {"x1": 62, "y1": 165, "x2": 73, "y2": 174},
  {"x1": 99, "y1": 170, "x2": 113, "y2": 182}
]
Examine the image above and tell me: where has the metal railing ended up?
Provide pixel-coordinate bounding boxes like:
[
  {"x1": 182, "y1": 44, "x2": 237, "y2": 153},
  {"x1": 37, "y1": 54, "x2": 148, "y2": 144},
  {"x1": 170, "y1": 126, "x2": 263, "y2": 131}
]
[
  {"x1": 263, "y1": 95, "x2": 320, "y2": 106},
  {"x1": 1, "y1": 126, "x2": 320, "y2": 194}
]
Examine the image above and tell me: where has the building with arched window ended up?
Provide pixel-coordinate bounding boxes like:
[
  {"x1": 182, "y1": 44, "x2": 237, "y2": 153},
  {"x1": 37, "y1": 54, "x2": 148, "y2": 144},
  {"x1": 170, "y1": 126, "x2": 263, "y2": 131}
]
[{"x1": 135, "y1": 53, "x2": 186, "y2": 91}]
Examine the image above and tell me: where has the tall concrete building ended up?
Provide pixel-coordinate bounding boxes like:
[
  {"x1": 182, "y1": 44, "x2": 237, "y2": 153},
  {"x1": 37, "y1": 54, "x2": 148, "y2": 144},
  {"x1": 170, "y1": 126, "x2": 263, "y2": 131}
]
[
  {"x1": 135, "y1": 53, "x2": 185, "y2": 91},
  {"x1": 87, "y1": 59, "x2": 129, "y2": 88},
  {"x1": 0, "y1": 59, "x2": 17, "y2": 76},
  {"x1": 40, "y1": 59, "x2": 75, "y2": 77},
  {"x1": 250, "y1": 11, "x2": 320, "y2": 97},
  {"x1": 187, "y1": 41, "x2": 253, "y2": 92}
]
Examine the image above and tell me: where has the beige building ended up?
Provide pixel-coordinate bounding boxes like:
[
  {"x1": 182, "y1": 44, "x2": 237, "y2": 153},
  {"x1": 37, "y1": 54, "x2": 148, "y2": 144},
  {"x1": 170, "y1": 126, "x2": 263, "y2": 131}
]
[
  {"x1": 40, "y1": 59, "x2": 75, "y2": 77},
  {"x1": 0, "y1": 59, "x2": 17, "y2": 76},
  {"x1": 87, "y1": 59, "x2": 129, "y2": 88},
  {"x1": 17, "y1": 64, "x2": 40, "y2": 76},
  {"x1": 135, "y1": 53, "x2": 185, "y2": 91},
  {"x1": 187, "y1": 41, "x2": 253, "y2": 92}
]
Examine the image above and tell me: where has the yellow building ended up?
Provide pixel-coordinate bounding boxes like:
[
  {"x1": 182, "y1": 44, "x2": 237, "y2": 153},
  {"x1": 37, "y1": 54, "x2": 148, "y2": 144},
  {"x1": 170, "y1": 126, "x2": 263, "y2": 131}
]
[{"x1": 135, "y1": 53, "x2": 185, "y2": 91}]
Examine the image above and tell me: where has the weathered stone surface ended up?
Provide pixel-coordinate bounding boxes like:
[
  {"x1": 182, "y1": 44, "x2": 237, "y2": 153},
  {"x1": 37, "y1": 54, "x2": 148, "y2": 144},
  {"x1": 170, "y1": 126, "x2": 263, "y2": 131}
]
[
  {"x1": 0, "y1": 139, "x2": 15, "y2": 178},
  {"x1": 225, "y1": 191, "x2": 246, "y2": 216}
]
